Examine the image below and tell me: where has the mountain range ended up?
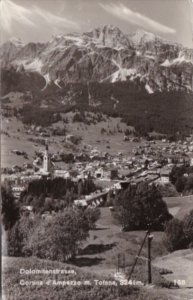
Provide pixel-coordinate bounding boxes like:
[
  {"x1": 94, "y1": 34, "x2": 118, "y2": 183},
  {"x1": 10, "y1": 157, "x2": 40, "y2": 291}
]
[{"x1": 1, "y1": 25, "x2": 193, "y2": 94}]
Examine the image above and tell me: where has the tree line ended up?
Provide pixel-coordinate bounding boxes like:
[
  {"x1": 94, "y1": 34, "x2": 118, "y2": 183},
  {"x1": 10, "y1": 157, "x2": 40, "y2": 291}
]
[
  {"x1": 20, "y1": 177, "x2": 97, "y2": 213},
  {"x1": 1, "y1": 180, "x2": 101, "y2": 262}
]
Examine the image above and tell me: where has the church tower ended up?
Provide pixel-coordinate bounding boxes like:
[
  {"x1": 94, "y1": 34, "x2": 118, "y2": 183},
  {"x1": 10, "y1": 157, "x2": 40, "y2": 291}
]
[
  {"x1": 37, "y1": 144, "x2": 54, "y2": 177},
  {"x1": 43, "y1": 144, "x2": 50, "y2": 173},
  {"x1": 87, "y1": 82, "x2": 93, "y2": 106}
]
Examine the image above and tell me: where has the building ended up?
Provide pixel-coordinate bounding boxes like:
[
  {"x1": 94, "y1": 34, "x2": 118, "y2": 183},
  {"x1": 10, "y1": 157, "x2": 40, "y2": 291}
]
[
  {"x1": 54, "y1": 170, "x2": 70, "y2": 178},
  {"x1": 159, "y1": 169, "x2": 171, "y2": 184},
  {"x1": 95, "y1": 168, "x2": 104, "y2": 178},
  {"x1": 43, "y1": 145, "x2": 50, "y2": 173},
  {"x1": 38, "y1": 145, "x2": 54, "y2": 176},
  {"x1": 12, "y1": 186, "x2": 25, "y2": 199}
]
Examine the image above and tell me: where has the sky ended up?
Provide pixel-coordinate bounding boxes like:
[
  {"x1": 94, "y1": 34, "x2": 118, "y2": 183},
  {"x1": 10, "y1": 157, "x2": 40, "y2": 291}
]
[{"x1": 0, "y1": 0, "x2": 193, "y2": 48}]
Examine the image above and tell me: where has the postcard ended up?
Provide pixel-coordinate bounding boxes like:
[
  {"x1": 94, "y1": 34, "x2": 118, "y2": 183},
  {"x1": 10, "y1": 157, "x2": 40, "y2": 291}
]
[{"x1": 1, "y1": 1, "x2": 193, "y2": 299}]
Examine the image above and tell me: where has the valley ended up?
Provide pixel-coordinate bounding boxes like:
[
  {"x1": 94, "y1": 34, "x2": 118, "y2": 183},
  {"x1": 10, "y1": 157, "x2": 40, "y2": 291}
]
[{"x1": 1, "y1": 22, "x2": 193, "y2": 300}]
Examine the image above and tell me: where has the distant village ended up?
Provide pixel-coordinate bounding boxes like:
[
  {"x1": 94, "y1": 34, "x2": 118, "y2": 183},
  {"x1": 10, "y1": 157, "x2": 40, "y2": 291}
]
[{"x1": 2, "y1": 129, "x2": 193, "y2": 213}]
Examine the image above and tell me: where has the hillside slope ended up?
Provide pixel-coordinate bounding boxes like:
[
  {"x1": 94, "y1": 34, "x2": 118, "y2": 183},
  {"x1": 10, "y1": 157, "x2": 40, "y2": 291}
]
[
  {"x1": 2, "y1": 256, "x2": 171, "y2": 300},
  {"x1": 153, "y1": 249, "x2": 193, "y2": 289}
]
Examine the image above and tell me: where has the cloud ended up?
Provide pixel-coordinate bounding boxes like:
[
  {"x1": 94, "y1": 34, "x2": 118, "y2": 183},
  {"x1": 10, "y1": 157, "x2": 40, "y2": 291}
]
[
  {"x1": 0, "y1": 0, "x2": 78, "y2": 34},
  {"x1": 33, "y1": 6, "x2": 78, "y2": 30},
  {"x1": 0, "y1": 0, "x2": 35, "y2": 33},
  {"x1": 99, "y1": 2, "x2": 176, "y2": 34}
]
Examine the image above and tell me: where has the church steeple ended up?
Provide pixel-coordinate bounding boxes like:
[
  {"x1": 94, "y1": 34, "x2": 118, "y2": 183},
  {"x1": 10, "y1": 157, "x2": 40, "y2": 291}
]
[
  {"x1": 43, "y1": 144, "x2": 49, "y2": 173},
  {"x1": 37, "y1": 144, "x2": 54, "y2": 177},
  {"x1": 87, "y1": 82, "x2": 93, "y2": 106}
]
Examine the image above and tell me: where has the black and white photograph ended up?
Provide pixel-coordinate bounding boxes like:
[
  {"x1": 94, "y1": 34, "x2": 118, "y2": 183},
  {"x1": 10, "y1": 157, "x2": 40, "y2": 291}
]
[{"x1": 1, "y1": 0, "x2": 193, "y2": 299}]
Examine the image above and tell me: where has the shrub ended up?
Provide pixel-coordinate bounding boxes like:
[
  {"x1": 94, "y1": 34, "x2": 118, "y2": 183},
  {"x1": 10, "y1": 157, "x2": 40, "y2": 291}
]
[
  {"x1": 183, "y1": 209, "x2": 193, "y2": 247},
  {"x1": 113, "y1": 182, "x2": 172, "y2": 231},
  {"x1": 1, "y1": 185, "x2": 20, "y2": 230},
  {"x1": 8, "y1": 216, "x2": 36, "y2": 256},
  {"x1": 164, "y1": 218, "x2": 188, "y2": 252},
  {"x1": 26, "y1": 208, "x2": 90, "y2": 261},
  {"x1": 7, "y1": 207, "x2": 96, "y2": 262},
  {"x1": 84, "y1": 207, "x2": 101, "y2": 229},
  {"x1": 175, "y1": 177, "x2": 186, "y2": 193},
  {"x1": 72, "y1": 112, "x2": 85, "y2": 123}
]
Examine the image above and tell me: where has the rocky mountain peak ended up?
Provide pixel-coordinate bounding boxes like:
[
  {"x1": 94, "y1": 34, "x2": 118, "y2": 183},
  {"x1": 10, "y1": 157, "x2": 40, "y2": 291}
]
[
  {"x1": 131, "y1": 29, "x2": 161, "y2": 46},
  {"x1": 0, "y1": 38, "x2": 25, "y2": 67},
  {"x1": 1, "y1": 25, "x2": 193, "y2": 93},
  {"x1": 84, "y1": 25, "x2": 132, "y2": 49},
  {"x1": 8, "y1": 37, "x2": 24, "y2": 47}
]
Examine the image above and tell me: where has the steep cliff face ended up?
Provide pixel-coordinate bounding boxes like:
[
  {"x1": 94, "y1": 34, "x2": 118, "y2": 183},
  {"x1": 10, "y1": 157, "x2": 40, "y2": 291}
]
[
  {"x1": 16, "y1": 42, "x2": 46, "y2": 60},
  {"x1": 84, "y1": 25, "x2": 132, "y2": 49},
  {"x1": 0, "y1": 38, "x2": 24, "y2": 67},
  {"x1": 1, "y1": 25, "x2": 193, "y2": 93}
]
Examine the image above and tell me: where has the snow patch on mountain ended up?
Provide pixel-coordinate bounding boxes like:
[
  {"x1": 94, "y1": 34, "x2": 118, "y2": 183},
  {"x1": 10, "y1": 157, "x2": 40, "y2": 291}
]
[
  {"x1": 145, "y1": 54, "x2": 155, "y2": 60},
  {"x1": 41, "y1": 73, "x2": 50, "y2": 91},
  {"x1": 161, "y1": 55, "x2": 193, "y2": 67},
  {"x1": 110, "y1": 68, "x2": 136, "y2": 83},
  {"x1": 64, "y1": 35, "x2": 84, "y2": 46},
  {"x1": 54, "y1": 78, "x2": 62, "y2": 89},
  {"x1": 13, "y1": 58, "x2": 43, "y2": 73},
  {"x1": 173, "y1": 55, "x2": 193, "y2": 64},
  {"x1": 145, "y1": 83, "x2": 154, "y2": 94},
  {"x1": 111, "y1": 59, "x2": 121, "y2": 68},
  {"x1": 24, "y1": 58, "x2": 43, "y2": 73},
  {"x1": 161, "y1": 59, "x2": 171, "y2": 67}
]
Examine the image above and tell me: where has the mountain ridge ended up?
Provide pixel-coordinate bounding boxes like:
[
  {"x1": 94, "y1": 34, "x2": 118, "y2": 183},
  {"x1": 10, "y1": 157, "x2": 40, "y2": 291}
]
[{"x1": 1, "y1": 25, "x2": 193, "y2": 94}]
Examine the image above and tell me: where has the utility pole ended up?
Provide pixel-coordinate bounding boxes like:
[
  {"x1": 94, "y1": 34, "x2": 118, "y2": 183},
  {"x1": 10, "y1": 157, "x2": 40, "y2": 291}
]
[
  {"x1": 128, "y1": 231, "x2": 149, "y2": 281},
  {"x1": 117, "y1": 253, "x2": 125, "y2": 273},
  {"x1": 123, "y1": 253, "x2": 125, "y2": 274},
  {"x1": 127, "y1": 227, "x2": 154, "y2": 284},
  {"x1": 117, "y1": 254, "x2": 120, "y2": 272},
  {"x1": 147, "y1": 228, "x2": 153, "y2": 284}
]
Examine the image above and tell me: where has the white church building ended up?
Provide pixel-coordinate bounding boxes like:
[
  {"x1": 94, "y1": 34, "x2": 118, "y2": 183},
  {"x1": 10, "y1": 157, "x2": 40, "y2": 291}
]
[
  {"x1": 37, "y1": 145, "x2": 71, "y2": 179},
  {"x1": 38, "y1": 145, "x2": 54, "y2": 177}
]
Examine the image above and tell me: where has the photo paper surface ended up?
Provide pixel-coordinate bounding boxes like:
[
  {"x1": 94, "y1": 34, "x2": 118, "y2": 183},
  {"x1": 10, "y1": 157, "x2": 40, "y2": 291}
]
[{"x1": 1, "y1": 1, "x2": 193, "y2": 299}]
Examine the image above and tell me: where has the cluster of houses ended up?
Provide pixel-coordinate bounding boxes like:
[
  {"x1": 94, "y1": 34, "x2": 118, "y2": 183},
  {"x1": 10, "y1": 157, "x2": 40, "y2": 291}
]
[{"x1": 2, "y1": 133, "x2": 193, "y2": 208}]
